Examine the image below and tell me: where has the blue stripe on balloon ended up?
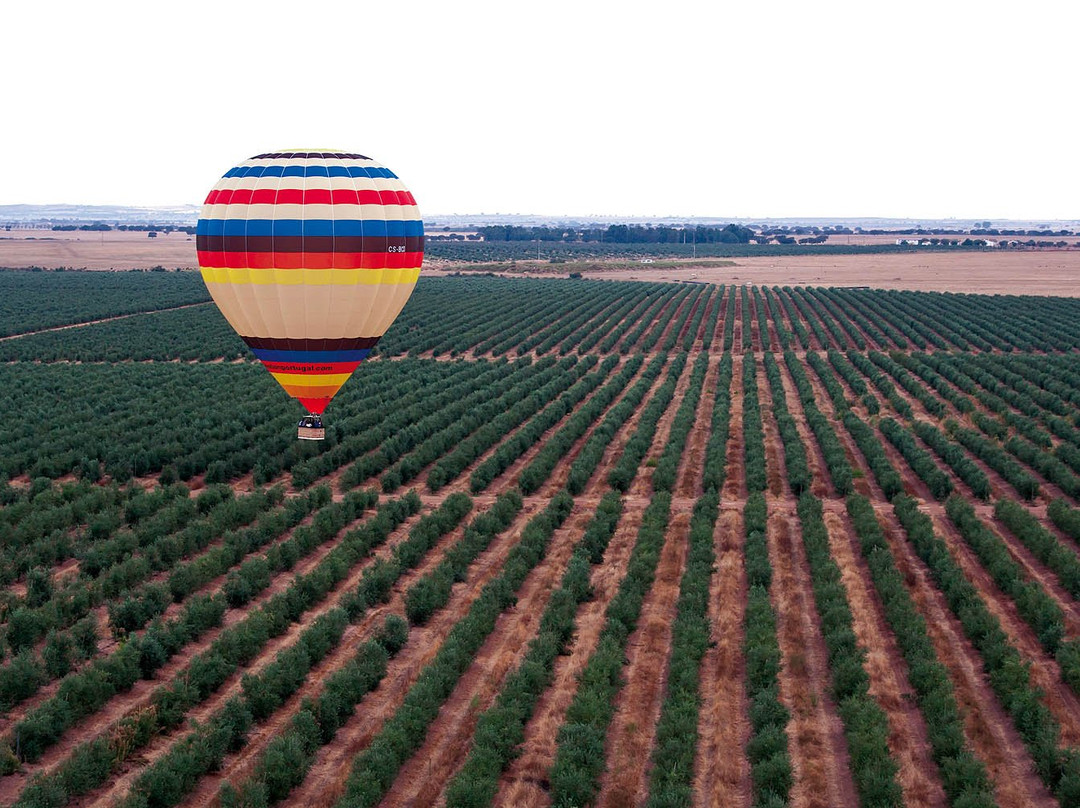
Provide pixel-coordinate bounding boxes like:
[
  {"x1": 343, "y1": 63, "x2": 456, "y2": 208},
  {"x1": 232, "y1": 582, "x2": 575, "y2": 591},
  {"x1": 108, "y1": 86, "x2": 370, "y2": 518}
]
[
  {"x1": 249, "y1": 347, "x2": 372, "y2": 363},
  {"x1": 223, "y1": 165, "x2": 397, "y2": 180}
]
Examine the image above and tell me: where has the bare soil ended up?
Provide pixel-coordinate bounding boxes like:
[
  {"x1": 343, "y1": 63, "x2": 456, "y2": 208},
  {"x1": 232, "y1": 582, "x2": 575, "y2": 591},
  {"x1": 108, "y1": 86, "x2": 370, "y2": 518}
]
[
  {"x1": 496, "y1": 497, "x2": 645, "y2": 805},
  {"x1": 372, "y1": 501, "x2": 593, "y2": 808},
  {"x1": 0, "y1": 229, "x2": 198, "y2": 270},
  {"x1": 585, "y1": 251, "x2": 1080, "y2": 296},
  {"x1": 804, "y1": 351, "x2": 1062, "y2": 806},
  {"x1": 595, "y1": 507, "x2": 689, "y2": 808},
  {"x1": 767, "y1": 508, "x2": 859, "y2": 808},
  {"x1": 924, "y1": 508, "x2": 1080, "y2": 747},
  {"x1": 267, "y1": 349, "x2": 667, "y2": 807},
  {"x1": 6, "y1": 229, "x2": 1080, "y2": 295},
  {"x1": 824, "y1": 508, "x2": 947, "y2": 807},
  {"x1": 875, "y1": 507, "x2": 1057, "y2": 807},
  {"x1": 692, "y1": 506, "x2": 751, "y2": 808}
]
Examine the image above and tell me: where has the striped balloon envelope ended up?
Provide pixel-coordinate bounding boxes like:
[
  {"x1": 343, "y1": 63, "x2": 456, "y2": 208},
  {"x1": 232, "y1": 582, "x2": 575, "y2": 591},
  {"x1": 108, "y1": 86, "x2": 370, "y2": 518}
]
[{"x1": 196, "y1": 150, "x2": 423, "y2": 417}]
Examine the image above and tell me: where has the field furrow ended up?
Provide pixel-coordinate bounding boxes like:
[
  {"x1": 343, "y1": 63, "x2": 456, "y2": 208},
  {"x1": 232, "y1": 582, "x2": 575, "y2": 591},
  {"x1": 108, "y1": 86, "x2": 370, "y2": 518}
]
[
  {"x1": 692, "y1": 505, "x2": 751, "y2": 808},
  {"x1": 823, "y1": 506, "x2": 947, "y2": 807},
  {"x1": 766, "y1": 508, "x2": 855, "y2": 808}
]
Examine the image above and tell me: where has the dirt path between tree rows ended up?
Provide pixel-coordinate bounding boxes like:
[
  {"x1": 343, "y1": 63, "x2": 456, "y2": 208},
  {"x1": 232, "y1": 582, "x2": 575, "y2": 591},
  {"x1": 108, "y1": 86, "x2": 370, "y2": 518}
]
[
  {"x1": 767, "y1": 507, "x2": 858, "y2": 808},
  {"x1": 693, "y1": 506, "x2": 751, "y2": 808},
  {"x1": 803, "y1": 351, "x2": 1060, "y2": 806},
  {"x1": 824, "y1": 508, "x2": 947, "y2": 807},
  {"x1": 271, "y1": 349, "x2": 669, "y2": 807},
  {"x1": 0, "y1": 302, "x2": 211, "y2": 342}
]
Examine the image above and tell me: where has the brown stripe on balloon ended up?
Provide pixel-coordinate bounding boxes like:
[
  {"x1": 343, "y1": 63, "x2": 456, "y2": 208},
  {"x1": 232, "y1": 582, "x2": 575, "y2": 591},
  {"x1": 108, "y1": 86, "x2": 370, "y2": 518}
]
[
  {"x1": 241, "y1": 336, "x2": 381, "y2": 351},
  {"x1": 196, "y1": 235, "x2": 425, "y2": 253}
]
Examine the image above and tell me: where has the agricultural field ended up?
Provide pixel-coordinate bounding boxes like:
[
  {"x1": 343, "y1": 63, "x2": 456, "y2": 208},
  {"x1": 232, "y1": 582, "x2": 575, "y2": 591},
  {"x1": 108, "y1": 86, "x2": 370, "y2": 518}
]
[{"x1": 3, "y1": 270, "x2": 1080, "y2": 808}]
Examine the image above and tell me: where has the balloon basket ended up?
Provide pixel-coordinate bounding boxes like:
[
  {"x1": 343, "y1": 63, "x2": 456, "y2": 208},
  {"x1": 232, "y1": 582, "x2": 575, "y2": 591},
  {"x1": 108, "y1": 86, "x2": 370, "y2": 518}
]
[{"x1": 297, "y1": 415, "x2": 325, "y2": 441}]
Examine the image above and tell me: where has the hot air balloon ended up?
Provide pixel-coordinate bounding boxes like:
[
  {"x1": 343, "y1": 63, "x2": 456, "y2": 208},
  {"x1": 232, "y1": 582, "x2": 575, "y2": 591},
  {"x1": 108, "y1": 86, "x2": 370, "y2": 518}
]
[{"x1": 196, "y1": 150, "x2": 423, "y2": 440}]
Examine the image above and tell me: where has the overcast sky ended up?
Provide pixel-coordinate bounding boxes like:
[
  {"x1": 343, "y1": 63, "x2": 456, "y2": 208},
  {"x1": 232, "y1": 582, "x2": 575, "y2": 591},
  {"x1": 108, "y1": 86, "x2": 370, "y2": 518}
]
[{"x1": 4, "y1": 0, "x2": 1075, "y2": 219}]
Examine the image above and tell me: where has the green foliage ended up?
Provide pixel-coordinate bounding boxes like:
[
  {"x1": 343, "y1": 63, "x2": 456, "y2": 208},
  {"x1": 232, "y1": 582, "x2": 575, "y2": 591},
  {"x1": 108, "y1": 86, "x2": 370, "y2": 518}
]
[
  {"x1": 645, "y1": 488, "x2": 722, "y2": 806},
  {"x1": 846, "y1": 495, "x2": 994, "y2": 806},
  {"x1": 946, "y1": 496, "x2": 1065, "y2": 653},
  {"x1": 1049, "y1": 499, "x2": 1080, "y2": 542},
  {"x1": 743, "y1": 353, "x2": 767, "y2": 494},
  {"x1": 783, "y1": 351, "x2": 853, "y2": 494},
  {"x1": 843, "y1": 412, "x2": 904, "y2": 499},
  {"x1": 910, "y1": 420, "x2": 991, "y2": 500},
  {"x1": 8, "y1": 276, "x2": 1080, "y2": 808},
  {"x1": 761, "y1": 354, "x2": 811, "y2": 496},
  {"x1": 652, "y1": 353, "x2": 708, "y2": 492},
  {"x1": 564, "y1": 354, "x2": 664, "y2": 495},
  {"x1": 701, "y1": 353, "x2": 734, "y2": 493},
  {"x1": 405, "y1": 491, "x2": 522, "y2": 624},
  {"x1": 550, "y1": 493, "x2": 672, "y2": 808},
  {"x1": 0, "y1": 269, "x2": 210, "y2": 338},
  {"x1": 995, "y1": 499, "x2": 1080, "y2": 601},
  {"x1": 741, "y1": 489, "x2": 791, "y2": 807},
  {"x1": 796, "y1": 495, "x2": 902, "y2": 806},
  {"x1": 467, "y1": 356, "x2": 616, "y2": 492},
  {"x1": 879, "y1": 418, "x2": 952, "y2": 500},
  {"x1": 607, "y1": 353, "x2": 686, "y2": 493},
  {"x1": 949, "y1": 422, "x2": 1040, "y2": 500},
  {"x1": 7, "y1": 495, "x2": 418, "y2": 800},
  {"x1": 338, "y1": 492, "x2": 574, "y2": 808},
  {"x1": 893, "y1": 495, "x2": 1080, "y2": 802},
  {"x1": 445, "y1": 492, "x2": 624, "y2": 807}
]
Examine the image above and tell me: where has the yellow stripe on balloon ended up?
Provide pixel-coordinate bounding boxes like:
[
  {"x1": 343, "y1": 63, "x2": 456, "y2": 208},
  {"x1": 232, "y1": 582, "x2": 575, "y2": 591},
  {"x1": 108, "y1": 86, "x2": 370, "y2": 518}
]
[
  {"x1": 200, "y1": 267, "x2": 420, "y2": 286},
  {"x1": 269, "y1": 371, "x2": 355, "y2": 387},
  {"x1": 276, "y1": 383, "x2": 347, "y2": 399}
]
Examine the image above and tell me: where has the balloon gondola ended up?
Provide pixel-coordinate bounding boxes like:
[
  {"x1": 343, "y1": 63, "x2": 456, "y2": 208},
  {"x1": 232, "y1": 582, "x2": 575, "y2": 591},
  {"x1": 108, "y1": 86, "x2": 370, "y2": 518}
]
[
  {"x1": 195, "y1": 150, "x2": 423, "y2": 439},
  {"x1": 297, "y1": 414, "x2": 325, "y2": 441}
]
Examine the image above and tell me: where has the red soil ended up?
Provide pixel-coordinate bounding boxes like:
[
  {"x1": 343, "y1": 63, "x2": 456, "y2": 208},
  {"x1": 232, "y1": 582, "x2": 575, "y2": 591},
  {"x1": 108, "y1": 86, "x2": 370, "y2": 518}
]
[
  {"x1": 767, "y1": 508, "x2": 859, "y2": 808},
  {"x1": 692, "y1": 506, "x2": 752, "y2": 808}
]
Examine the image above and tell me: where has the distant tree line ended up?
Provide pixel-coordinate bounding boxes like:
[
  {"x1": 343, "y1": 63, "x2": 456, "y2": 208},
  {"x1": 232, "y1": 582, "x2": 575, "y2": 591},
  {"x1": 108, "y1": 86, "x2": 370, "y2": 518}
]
[
  {"x1": 50, "y1": 223, "x2": 197, "y2": 234},
  {"x1": 476, "y1": 223, "x2": 755, "y2": 244}
]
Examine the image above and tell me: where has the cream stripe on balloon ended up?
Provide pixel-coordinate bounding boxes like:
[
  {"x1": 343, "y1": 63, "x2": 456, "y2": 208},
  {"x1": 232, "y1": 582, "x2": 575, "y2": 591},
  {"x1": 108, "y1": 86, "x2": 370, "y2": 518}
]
[{"x1": 199, "y1": 203, "x2": 420, "y2": 221}]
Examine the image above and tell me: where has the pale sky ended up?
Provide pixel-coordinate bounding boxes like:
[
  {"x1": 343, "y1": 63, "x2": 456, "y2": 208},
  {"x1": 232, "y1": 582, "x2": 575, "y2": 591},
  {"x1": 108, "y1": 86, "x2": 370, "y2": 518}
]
[{"x1": 4, "y1": 0, "x2": 1076, "y2": 219}]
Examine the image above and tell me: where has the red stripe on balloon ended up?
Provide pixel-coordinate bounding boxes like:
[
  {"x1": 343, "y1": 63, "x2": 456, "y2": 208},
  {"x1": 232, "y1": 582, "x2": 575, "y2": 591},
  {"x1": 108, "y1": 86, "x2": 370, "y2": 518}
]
[
  {"x1": 298, "y1": 396, "x2": 331, "y2": 415},
  {"x1": 204, "y1": 188, "x2": 416, "y2": 206},
  {"x1": 197, "y1": 250, "x2": 423, "y2": 270},
  {"x1": 260, "y1": 360, "x2": 363, "y2": 375}
]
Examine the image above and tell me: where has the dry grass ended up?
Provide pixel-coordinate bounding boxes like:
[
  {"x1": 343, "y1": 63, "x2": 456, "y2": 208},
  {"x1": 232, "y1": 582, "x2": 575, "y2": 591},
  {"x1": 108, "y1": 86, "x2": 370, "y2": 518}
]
[
  {"x1": 596, "y1": 511, "x2": 689, "y2": 808},
  {"x1": 584, "y1": 251, "x2": 1080, "y2": 296},
  {"x1": 877, "y1": 514, "x2": 1057, "y2": 807},
  {"x1": 823, "y1": 510, "x2": 945, "y2": 807},
  {"x1": 693, "y1": 508, "x2": 751, "y2": 808},
  {"x1": 5, "y1": 229, "x2": 1080, "y2": 296},
  {"x1": 768, "y1": 512, "x2": 858, "y2": 808},
  {"x1": 0, "y1": 229, "x2": 197, "y2": 270}
]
